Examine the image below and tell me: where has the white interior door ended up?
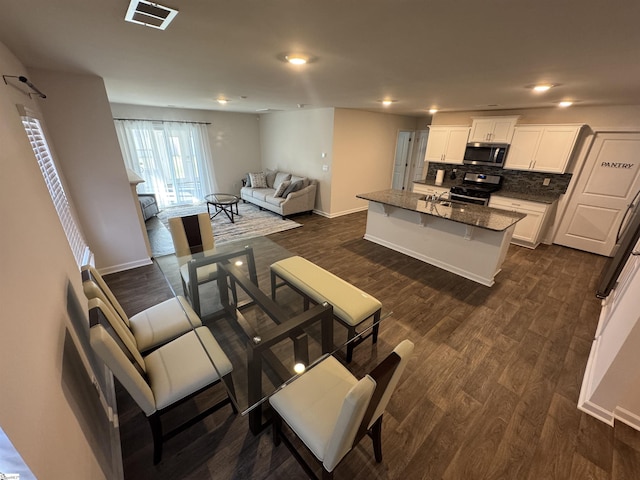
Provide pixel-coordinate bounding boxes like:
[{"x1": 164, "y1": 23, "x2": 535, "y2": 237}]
[
  {"x1": 410, "y1": 130, "x2": 429, "y2": 182},
  {"x1": 555, "y1": 132, "x2": 640, "y2": 255},
  {"x1": 392, "y1": 131, "x2": 413, "y2": 190}
]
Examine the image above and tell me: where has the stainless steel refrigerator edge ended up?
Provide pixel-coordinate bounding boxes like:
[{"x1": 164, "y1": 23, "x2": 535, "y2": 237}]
[{"x1": 596, "y1": 189, "x2": 640, "y2": 298}]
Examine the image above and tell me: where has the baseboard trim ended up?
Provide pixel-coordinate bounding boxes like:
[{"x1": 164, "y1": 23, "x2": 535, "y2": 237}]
[
  {"x1": 98, "y1": 258, "x2": 153, "y2": 275},
  {"x1": 313, "y1": 205, "x2": 368, "y2": 219}
]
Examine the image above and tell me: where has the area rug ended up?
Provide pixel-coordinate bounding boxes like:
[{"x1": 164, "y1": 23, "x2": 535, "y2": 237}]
[{"x1": 151, "y1": 202, "x2": 302, "y2": 256}]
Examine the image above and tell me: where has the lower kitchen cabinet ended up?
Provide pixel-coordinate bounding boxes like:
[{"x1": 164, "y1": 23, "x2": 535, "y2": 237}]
[
  {"x1": 412, "y1": 183, "x2": 450, "y2": 198},
  {"x1": 489, "y1": 196, "x2": 555, "y2": 248}
]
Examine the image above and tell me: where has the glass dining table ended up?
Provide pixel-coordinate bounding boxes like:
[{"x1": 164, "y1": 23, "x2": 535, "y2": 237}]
[{"x1": 155, "y1": 236, "x2": 374, "y2": 434}]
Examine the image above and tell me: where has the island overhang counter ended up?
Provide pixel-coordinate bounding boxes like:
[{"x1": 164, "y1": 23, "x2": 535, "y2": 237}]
[{"x1": 356, "y1": 189, "x2": 525, "y2": 286}]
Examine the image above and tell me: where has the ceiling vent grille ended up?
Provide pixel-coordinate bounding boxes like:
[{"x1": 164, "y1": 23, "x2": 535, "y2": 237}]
[{"x1": 125, "y1": 0, "x2": 178, "y2": 30}]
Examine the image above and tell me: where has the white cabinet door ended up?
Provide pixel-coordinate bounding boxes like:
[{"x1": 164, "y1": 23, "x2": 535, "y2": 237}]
[
  {"x1": 504, "y1": 125, "x2": 582, "y2": 174},
  {"x1": 444, "y1": 127, "x2": 470, "y2": 164},
  {"x1": 504, "y1": 127, "x2": 543, "y2": 170},
  {"x1": 424, "y1": 128, "x2": 449, "y2": 162},
  {"x1": 468, "y1": 119, "x2": 494, "y2": 143},
  {"x1": 491, "y1": 117, "x2": 518, "y2": 143},
  {"x1": 489, "y1": 196, "x2": 549, "y2": 247},
  {"x1": 511, "y1": 207, "x2": 544, "y2": 243},
  {"x1": 532, "y1": 125, "x2": 582, "y2": 173},
  {"x1": 469, "y1": 116, "x2": 518, "y2": 143},
  {"x1": 424, "y1": 126, "x2": 469, "y2": 164}
]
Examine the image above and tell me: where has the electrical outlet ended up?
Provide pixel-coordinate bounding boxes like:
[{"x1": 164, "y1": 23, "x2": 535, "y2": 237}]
[{"x1": 543, "y1": 178, "x2": 551, "y2": 186}]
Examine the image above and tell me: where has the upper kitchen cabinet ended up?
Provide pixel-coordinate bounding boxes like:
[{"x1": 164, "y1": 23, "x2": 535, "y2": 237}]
[
  {"x1": 504, "y1": 124, "x2": 583, "y2": 174},
  {"x1": 424, "y1": 126, "x2": 470, "y2": 164},
  {"x1": 468, "y1": 116, "x2": 519, "y2": 144}
]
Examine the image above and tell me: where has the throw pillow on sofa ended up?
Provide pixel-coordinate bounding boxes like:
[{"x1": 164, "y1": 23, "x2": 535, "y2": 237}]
[
  {"x1": 282, "y1": 179, "x2": 304, "y2": 197},
  {"x1": 273, "y1": 180, "x2": 290, "y2": 198},
  {"x1": 273, "y1": 172, "x2": 291, "y2": 187},
  {"x1": 265, "y1": 169, "x2": 277, "y2": 188},
  {"x1": 289, "y1": 175, "x2": 309, "y2": 188},
  {"x1": 249, "y1": 172, "x2": 268, "y2": 188}
]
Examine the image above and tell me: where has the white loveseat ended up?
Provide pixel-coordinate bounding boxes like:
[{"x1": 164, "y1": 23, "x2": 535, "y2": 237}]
[{"x1": 240, "y1": 170, "x2": 317, "y2": 218}]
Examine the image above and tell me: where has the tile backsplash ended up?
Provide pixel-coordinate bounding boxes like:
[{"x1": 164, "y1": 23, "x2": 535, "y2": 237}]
[{"x1": 425, "y1": 163, "x2": 572, "y2": 196}]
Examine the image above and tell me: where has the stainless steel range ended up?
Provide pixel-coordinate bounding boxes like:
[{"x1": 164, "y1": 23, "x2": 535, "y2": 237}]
[{"x1": 449, "y1": 172, "x2": 503, "y2": 206}]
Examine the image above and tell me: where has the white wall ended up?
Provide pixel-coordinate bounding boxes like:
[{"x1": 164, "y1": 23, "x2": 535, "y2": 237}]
[
  {"x1": 110, "y1": 104, "x2": 262, "y2": 194},
  {"x1": 259, "y1": 108, "x2": 421, "y2": 216},
  {"x1": 259, "y1": 108, "x2": 335, "y2": 214},
  {"x1": 332, "y1": 109, "x2": 419, "y2": 215},
  {"x1": 30, "y1": 69, "x2": 150, "y2": 274},
  {"x1": 0, "y1": 42, "x2": 110, "y2": 479}
]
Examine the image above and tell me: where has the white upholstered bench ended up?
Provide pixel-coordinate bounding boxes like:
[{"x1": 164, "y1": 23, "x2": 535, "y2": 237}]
[{"x1": 270, "y1": 256, "x2": 382, "y2": 362}]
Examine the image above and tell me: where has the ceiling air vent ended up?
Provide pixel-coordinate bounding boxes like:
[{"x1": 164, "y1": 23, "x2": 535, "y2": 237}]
[{"x1": 125, "y1": 0, "x2": 178, "y2": 30}]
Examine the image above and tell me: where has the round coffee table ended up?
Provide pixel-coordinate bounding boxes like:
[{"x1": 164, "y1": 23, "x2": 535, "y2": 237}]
[{"x1": 205, "y1": 193, "x2": 240, "y2": 223}]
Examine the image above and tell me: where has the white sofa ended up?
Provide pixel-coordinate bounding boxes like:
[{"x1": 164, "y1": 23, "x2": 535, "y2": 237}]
[{"x1": 240, "y1": 170, "x2": 317, "y2": 218}]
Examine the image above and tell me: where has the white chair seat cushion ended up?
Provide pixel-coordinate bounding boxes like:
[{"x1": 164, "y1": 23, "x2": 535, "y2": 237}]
[
  {"x1": 269, "y1": 356, "x2": 358, "y2": 460},
  {"x1": 271, "y1": 256, "x2": 382, "y2": 326},
  {"x1": 180, "y1": 262, "x2": 218, "y2": 286},
  {"x1": 146, "y1": 326, "x2": 233, "y2": 410},
  {"x1": 129, "y1": 296, "x2": 202, "y2": 352}
]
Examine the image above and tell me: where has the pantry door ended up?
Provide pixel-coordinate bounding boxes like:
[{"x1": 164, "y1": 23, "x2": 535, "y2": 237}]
[{"x1": 555, "y1": 132, "x2": 640, "y2": 256}]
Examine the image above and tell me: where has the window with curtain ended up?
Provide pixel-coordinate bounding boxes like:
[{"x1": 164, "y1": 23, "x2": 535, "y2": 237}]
[
  {"x1": 19, "y1": 106, "x2": 91, "y2": 267},
  {"x1": 114, "y1": 119, "x2": 216, "y2": 209}
]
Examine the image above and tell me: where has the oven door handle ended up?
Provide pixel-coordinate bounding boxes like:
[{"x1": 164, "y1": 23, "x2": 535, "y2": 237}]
[{"x1": 449, "y1": 193, "x2": 489, "y2": 206}]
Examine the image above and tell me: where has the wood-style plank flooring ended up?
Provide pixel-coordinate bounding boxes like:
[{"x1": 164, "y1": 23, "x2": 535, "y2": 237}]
[{"x1": 104, "y1": 211, "x2": 640, "y2": 479}]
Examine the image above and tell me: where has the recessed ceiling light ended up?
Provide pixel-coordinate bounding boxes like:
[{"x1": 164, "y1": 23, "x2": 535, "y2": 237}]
[
  {"x1": 217, "y1": 98, "x2": 228, "y2": 104},
  {"x1": 526, "y1": 83, "x2": 558, "y2": 93},
  {"x1": 380, "y1": 99, "x2": 397, "y2": 106},
  {"x1": 286, "y1": 55, "x2": 307, "y2": 65},
  {"x1": 429, "y1": 108, "x2": 438, "y2": 114},
  {"x1": 278, "y1": 52, "x2": 317, "y2": 65},
  {"x1": 558, "y1": 101, "x2": 573, "y2": 107}
]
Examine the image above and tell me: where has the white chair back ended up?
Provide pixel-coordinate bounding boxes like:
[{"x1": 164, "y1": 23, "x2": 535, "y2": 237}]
[
  {"x1": 368, "y1": 339, "x2": 414, "y2": 427},
  {"x1": 81, "y1": 265, "x2": 131, "y2": 327},
  {"x1": 90, "y1": 322, "x2": 156, "y2": 415},
  {"x1": 323, "y1": 375, "x2": 376, "y2": 472},
  {"x1": 168, "y1": 213, "x2": 215, "y2": 266}
]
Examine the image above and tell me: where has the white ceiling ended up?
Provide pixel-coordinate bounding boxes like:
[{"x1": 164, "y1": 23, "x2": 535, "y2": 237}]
[{"x1": 1, "y1": 0, "x2": 640, "y2": 116}]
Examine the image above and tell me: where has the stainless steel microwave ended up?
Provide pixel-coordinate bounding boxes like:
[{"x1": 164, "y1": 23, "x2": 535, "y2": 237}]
[{"x1": 463, "y1": 142, "x2": 509, "y2": 167}]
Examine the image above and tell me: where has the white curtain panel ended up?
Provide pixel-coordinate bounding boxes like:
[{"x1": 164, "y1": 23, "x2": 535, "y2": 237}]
[{"x1": 114, "y1": 119, "x2": 217, "y2": 208}]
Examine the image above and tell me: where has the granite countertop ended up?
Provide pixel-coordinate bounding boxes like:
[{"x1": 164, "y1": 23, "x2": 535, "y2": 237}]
[
  {"x1": 357, "y1": 189, "x2": 525, "y2": 232},
  {"x1": 413, "y1": 179, "x2": 559, "y2": 204}
]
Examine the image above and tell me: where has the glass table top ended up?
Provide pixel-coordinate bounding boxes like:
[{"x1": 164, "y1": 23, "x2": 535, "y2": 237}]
[{"x1": 156, "y1": 236, "x2": 380, "y2": 433}]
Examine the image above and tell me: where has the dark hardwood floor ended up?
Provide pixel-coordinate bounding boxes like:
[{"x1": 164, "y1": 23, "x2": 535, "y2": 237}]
[{"x1": 104, "y1": 211, "x2": 640, "y2": 479}]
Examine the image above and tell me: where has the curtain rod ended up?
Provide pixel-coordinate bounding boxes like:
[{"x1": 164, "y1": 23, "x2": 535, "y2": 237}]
[
  {"x1": 114, "y1": 118, "x2": 211, "y2": 125},
  {"x1": 3, "y1": 75, "x2": 47, "y2": 99}
]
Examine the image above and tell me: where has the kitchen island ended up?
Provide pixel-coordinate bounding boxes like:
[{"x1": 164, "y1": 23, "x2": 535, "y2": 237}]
[{"x1": 356, "y1": 189, "x2": 525, "y2": 286}]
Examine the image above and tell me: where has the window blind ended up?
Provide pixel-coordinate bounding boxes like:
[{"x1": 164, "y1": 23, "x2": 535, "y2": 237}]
[{"x1": 20, "y1": 114, "x2": 91, "y2": 266}]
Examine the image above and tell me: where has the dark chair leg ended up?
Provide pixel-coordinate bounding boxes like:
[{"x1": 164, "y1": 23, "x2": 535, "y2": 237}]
[
  {"x1": 272, "y1": 413, "x2": 282, "y2": 446},
  {"x1": 371, "y1": 416, "x2": 383, "y2": 462},
  {"x1": 372, "y1": 310, "x2": 381, "y2": 344},
  {"x1": 223, "y1": 374, "x2": 238, "y2": 414},
  {"x1": 346, "y1": 326, "x2": 356, "y2": 363},
  {"x1": 148, "y1": 413, "x2": 163, "y2": 464},
  {"x1": 271, "y1": 271, "x2": 277, "y2": 301}
]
